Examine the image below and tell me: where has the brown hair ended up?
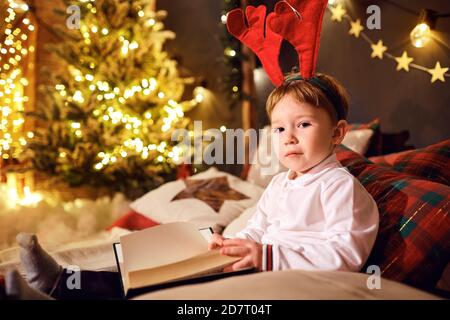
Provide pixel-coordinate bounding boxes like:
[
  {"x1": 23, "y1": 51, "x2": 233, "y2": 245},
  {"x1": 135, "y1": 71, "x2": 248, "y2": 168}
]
[{"x1": 266, "y1": 73, "x2": 349, "y2": 123}]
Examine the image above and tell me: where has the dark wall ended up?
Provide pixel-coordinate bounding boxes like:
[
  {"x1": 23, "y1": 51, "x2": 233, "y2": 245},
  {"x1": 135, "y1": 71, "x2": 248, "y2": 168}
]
[
  {"x1": 157, "y1": 0, "x2": 242, "y2": 131},
  {"x1": 159, "y1": 0, "x2": 450, "y2": 150},
  {"x1": 318, "y1": 0, "x2": 450, "y2": 148}
]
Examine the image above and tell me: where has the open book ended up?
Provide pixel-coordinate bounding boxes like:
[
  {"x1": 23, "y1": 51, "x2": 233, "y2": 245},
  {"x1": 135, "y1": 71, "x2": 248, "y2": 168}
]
[{"x1": 113, "y1": 221, "x2": 257, "y2": 298}]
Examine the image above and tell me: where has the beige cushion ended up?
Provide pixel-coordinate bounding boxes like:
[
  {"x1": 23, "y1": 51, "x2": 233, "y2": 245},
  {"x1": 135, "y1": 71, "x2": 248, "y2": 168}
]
[{"x1": 134, "y1": 269, "x2": 440, "y2": 300}]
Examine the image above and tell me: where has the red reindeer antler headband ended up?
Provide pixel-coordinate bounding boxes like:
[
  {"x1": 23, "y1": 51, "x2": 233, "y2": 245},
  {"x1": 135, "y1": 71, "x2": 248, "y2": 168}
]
[{"x1": 226, "y1": 0, "x2": 346, "y2": 120}]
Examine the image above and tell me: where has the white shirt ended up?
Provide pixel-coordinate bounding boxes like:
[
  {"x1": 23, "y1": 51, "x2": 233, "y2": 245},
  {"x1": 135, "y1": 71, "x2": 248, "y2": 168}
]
[{"x1": 236, "y1": 152, "x2": 379, "y2": 272}]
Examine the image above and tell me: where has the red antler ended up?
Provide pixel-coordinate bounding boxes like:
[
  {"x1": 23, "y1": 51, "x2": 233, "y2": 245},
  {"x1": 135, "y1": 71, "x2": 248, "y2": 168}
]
[
  {"x1": 227, "y1": 5, "x2": 284, "y2": 86},
  {"x1": 268, "y1": 0, "x2": 328, "y2": 79}
]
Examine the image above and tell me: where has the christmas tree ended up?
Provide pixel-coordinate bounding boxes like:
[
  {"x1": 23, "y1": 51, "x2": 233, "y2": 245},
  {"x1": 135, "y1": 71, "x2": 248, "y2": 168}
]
[{"x1": 25, "y1": 0, "x2": 200, "y2": 199}]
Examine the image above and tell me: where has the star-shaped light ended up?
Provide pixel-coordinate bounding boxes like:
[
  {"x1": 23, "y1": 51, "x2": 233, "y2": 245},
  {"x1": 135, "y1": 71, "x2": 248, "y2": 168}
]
[
  {"x1": 349, "y1": 19, "x2": 364, "y2": 38},
  {"x1": 371, "y1": 40, "x2": 387, "y2": 59},
  {"x1": 428, "y1": 62, "x2": 448, "y2": 83},
  {"x1": 330, "y1": 4, "x2": 346, "y2": 22},
  {"x1": 395, "y1": 51, "x2": 414, "y2": 72},
  {"x1": 171, "y1": 176, "x2": 249, "y2": 212}
]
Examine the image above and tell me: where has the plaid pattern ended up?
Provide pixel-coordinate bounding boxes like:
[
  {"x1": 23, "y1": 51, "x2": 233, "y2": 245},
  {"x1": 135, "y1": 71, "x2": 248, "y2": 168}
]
[
  {"x1": 369, "y1": 149, "x2": 413, "y2": 166},
  {"x1": 370, "y1": 139, "x2": 450, "y2": 186},
  {"x1": 348, "y1": 118, "x2": 382, "y2": 156},
  {"x1": 336, "y1": 144, "x2": 450, "y2": 290},
  {"x1": 266, "y1": 244, "x2": 273, "y2": 271},
  {"x1": 0, "y1": 275, "x2": 4, "y2": 299}
]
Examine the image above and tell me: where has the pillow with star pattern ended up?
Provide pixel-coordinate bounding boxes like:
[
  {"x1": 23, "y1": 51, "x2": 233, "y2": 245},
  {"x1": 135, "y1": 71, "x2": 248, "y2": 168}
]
[{"x1": 130, "y1": 167, "x2": 264, "y2": 233}]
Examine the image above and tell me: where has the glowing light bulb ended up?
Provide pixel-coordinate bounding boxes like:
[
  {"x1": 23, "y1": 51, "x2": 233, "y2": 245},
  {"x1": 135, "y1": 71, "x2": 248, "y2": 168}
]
[
  {"x1": 410, "y1": 9, "x2": 436, "y2": 48},
  {"x1": 194, "y1": 86, "x2": 204, "y2": 103},
  {"x1": 224, "y1": 47, "x2": 236, "y2": 57},
  {"x1": 94, "y1": 163, "x2": 103, "y2": 170},
  {"x1": 129, "y1": 41, "x2": 139, "y2": 50},
  {"x1": 410, "y1": 23, "x2": 431, "y2": 48},
  {"x1": 221, "y1": 14, "x2": 227, "y2": 24},
  {"x1": 73, "y1": 91, "x2": 84, "y2": 103},
  {"x1": 71, "y1": 122, "x2": 81, "y2": 129}
]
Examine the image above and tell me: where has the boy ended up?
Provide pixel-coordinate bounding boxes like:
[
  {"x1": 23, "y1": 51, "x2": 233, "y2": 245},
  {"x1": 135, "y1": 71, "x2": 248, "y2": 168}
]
[{"x1": 209, "y1": 73, "x2": 379, "y2": 273}]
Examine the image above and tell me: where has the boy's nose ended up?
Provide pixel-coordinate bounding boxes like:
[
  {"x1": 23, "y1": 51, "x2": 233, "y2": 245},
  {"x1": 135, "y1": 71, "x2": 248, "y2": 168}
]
[{"x1": 283, "y1": 132, "x2": 298, "y2": 145}]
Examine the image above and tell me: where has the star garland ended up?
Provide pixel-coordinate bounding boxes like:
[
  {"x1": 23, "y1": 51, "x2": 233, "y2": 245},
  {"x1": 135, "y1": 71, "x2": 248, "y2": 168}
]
[{"x1": 329, "y1": 3, "x2": 449, "y2": 84}]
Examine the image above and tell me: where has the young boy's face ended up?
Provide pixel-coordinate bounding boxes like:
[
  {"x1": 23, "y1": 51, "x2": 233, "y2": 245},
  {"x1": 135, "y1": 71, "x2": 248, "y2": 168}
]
[{"x1": 270, "y1": 94, "x2": 343, "y2": 176}]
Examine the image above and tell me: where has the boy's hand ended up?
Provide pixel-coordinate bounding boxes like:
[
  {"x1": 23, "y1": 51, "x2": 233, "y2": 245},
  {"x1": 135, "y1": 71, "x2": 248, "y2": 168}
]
[
  {"x1": 220, "y1": 238, "x2": 262, "y2": 272},
  {"x1": 208, "y1": 233, "x2": 225, "y2": 250}
]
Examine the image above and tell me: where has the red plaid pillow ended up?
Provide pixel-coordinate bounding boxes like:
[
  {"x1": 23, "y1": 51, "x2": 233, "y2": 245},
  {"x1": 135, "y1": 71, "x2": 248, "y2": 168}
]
[
  {"x1": 370, "y1": 139, "x2": 450, "y2": 186},
  {"x1": 369, "y1": 149, "x2": 414, "y2": 167},
  {"x1": 348, "y1": 118, "x2": 382, "y2": 156},
  {"x1": 336, "y1": 144, "x2": 450, "y2": 291}
]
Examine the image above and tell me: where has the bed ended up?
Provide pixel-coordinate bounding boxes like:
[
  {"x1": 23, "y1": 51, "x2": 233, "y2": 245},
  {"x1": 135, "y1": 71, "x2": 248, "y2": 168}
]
[{"x1": 0, "y1": 125, "x2": 448, "y2": 300}]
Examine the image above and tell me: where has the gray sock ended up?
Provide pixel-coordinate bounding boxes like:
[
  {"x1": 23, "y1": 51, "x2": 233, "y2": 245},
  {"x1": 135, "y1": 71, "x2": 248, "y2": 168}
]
[
  {"x1": 5, "y1": 270, "x2": 53, "y2": 300},
  {"x1": 16, "y1": 233, "x2": 62, "y2": 294}
]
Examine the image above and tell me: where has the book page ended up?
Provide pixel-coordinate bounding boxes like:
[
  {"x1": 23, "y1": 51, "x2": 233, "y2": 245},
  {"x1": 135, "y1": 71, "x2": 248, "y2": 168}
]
[
  {"x1": 120, "y1": 222, "x2": 209, "y2": 274},
  {"x1": 128, "y1": 249, "x2": 241, "y2": 289},
  {"x1": 199, "y1": 227, "x2": 213, "y2": 242}
]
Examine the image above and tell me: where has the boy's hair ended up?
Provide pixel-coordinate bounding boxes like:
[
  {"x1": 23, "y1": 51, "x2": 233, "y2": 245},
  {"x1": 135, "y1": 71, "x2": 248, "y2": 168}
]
[{"x1": 266, "y1": 73, "x2": 349, "y2": 124}]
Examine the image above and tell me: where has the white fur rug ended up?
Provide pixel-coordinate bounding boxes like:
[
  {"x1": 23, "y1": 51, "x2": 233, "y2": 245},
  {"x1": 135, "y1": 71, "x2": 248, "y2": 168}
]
[{"x1": 0, "y1": 187, "x2": 131, "y2": 253}]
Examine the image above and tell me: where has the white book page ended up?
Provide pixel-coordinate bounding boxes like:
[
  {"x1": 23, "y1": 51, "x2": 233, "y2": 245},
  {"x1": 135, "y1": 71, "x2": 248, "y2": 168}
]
[
  {"x1": 120, "y1": 222, "x2": 209, "y2": 274},
  {"x1": 199, "y1": 227, "x2": 213, "y2": 242},
  {"x1": 128, "y1": 249, "x2": 240, "y2": 289}
]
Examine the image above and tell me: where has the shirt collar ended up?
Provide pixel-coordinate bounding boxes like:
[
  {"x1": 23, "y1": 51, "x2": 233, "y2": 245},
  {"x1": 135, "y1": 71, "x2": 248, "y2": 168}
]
[{"x1": 284, "y1": 152, "x2": 340, "y2": 187}]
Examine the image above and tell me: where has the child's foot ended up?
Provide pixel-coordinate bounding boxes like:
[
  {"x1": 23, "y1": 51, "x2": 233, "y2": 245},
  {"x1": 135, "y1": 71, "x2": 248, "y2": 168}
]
[
  {"x1": 5, "y1": 270, "x2": 53, "y2": 300},
  {"x1": 16, "y1": 233, "x2": 62, "y2": 293}
]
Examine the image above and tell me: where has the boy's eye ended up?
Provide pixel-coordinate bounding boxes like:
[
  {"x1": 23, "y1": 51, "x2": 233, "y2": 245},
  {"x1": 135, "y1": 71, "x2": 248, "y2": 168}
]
[
  {"x1": 273, "y1": 127, "x2": 284, "y2": 133},
  {"x1": 297, "y1": 122, "x2": 311, "y2": 128}
]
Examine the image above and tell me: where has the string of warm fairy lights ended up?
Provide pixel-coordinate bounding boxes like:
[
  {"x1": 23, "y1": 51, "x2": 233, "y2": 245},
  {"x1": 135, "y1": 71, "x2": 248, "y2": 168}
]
[
  {"x1": 0, "y1": 0, "x2": 42, "y2": 206},
  {"x1": 220, "y1": 0, "x2": 242, "y2": 109},
  {"x1": 328, "y1": 1, "x2": 449, "y2": 83},
  {"x1": 0, "y1": 0, "x2": 35, "y2": 162}
]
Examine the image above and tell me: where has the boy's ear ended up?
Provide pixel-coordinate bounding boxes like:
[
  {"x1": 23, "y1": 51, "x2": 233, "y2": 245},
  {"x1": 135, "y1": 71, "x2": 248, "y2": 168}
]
[{"x1": 332, "y1": 120, "x2": 348, "y2": 145}]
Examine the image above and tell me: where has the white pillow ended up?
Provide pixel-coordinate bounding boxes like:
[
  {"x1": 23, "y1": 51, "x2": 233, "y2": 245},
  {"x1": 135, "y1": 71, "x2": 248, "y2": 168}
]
[
  {"x1": 246, "y1": 126, "x2": 374, "y2": 188},
  {"x1": 341, "y1": 129, "x2": 374, "y2": 155},
  {"x1": 130, "y1": 167, "x2": 264, "y2": 233},
  {"x1": 246, "y1": 126, "x2": 288, "y2": 188},
  {"x1": 222, "y1": 204, "x2": 256, "y2": 238}
]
